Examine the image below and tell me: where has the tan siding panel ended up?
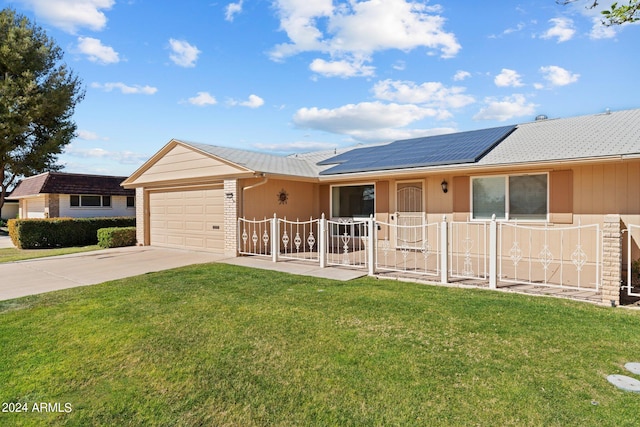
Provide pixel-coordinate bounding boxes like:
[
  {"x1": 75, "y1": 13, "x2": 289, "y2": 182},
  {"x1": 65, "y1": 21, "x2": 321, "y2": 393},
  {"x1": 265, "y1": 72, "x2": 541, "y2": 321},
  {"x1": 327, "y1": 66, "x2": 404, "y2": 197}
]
[
  {"x1": 134, "y1": 145, "x2": 244, "y2": 184},
  {"x1": 376, "y1": 181, "x2": 389, "y2": 214},
  {"x1": 452, "y1": 176, "x2": 470, "y2": 213}
]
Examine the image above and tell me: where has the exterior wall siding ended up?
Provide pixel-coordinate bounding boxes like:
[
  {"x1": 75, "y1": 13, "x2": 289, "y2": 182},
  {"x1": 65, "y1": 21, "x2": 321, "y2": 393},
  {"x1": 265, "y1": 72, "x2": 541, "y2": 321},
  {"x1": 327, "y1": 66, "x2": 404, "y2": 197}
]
[{"x1": 241, "y1": 178, "x2": 319, "y2": 221}]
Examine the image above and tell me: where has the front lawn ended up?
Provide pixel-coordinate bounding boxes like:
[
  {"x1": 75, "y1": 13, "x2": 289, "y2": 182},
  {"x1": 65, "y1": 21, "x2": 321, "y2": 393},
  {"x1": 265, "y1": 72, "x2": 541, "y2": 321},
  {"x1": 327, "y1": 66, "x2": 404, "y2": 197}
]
[
  {"x1": 1, "y1": 264, "x2": 639, "y2": 426},
  {"x1": 0, "y1": 245, "x2": 102, "y2": 263}
]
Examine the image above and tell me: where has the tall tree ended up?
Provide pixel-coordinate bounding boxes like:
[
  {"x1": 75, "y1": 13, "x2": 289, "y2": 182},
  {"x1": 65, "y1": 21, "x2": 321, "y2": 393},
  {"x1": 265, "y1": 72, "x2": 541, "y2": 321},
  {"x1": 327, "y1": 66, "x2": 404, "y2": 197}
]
[
  {"x1": 0, "y1": 8, "x2": 84, "y2": 214},
  {"x1": 558, "y1": 1, "x2": 640, "y2": 25}
]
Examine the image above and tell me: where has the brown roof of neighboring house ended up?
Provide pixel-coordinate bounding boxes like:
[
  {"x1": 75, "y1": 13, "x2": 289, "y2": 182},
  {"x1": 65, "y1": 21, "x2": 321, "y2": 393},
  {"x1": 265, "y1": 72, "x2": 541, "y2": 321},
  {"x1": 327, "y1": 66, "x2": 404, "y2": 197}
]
[{"x1": 9, "y1": 172, "x2": 134, "y2": 198}]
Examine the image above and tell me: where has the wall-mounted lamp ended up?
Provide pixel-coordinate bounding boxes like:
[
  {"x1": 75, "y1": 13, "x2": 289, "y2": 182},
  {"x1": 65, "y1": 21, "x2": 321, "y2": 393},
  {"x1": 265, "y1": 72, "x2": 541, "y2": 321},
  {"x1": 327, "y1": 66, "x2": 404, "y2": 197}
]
[
  {"x1": 441, "y1": 180, "x2": 448, "y2": 194},
  {"x1": 225, "y1": 192, "x2": 234, "y2": 199}
]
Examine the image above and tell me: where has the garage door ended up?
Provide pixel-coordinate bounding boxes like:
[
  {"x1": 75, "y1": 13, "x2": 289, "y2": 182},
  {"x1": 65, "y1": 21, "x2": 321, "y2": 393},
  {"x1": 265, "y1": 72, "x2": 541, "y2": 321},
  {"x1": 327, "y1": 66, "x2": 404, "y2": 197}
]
[{"x1": 149, "y1": 187, "x2": 224, "y2": 253}]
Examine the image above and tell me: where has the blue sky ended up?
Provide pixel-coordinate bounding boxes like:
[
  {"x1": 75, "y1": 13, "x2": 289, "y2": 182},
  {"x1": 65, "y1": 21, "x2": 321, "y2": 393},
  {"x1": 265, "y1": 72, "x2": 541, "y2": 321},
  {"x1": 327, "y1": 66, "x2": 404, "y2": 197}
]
[{"x1": 4, "y1": 0, "x2": 639, "y2": 176}]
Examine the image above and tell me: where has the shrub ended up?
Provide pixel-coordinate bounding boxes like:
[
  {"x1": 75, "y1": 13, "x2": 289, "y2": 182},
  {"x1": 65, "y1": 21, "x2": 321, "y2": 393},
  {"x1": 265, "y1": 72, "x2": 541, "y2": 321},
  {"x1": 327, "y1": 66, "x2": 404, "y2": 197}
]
[
  {"x1": 8, "y1": 217, "x2": 136, "y2": 249},
  {"x1": 97, "y1": 227, "x2": 137, "y2": 248}
]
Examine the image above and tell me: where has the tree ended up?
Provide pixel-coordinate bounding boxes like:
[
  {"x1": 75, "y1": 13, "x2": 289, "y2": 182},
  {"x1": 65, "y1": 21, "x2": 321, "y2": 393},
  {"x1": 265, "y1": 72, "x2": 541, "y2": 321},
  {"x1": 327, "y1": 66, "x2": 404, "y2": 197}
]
[
  {"x1": 0, "y1": 8, "x2": 84, "y2": 214},
  {"x1": 557, "y1": 1, "x2": 640, "y2": 25}
]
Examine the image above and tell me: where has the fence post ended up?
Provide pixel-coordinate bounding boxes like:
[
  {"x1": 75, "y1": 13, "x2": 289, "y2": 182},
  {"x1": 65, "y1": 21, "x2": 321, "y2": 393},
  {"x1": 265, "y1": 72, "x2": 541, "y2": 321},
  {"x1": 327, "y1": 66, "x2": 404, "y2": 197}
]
[
  {"x1": 489, "y1": 214, "x2": 497, "y2": 289},
  {"x1": 319, "y1": 213, "x2": 327, "y2": 268},
  {"x1": 440, "y1": 215, "x2": 448, "y2": 284},
  {"x1": 271, "y1": 213, "x2": 279, "y2": 263},
  {"x1": 368, "y1": 214, "x2": 376, "y2": 276}
]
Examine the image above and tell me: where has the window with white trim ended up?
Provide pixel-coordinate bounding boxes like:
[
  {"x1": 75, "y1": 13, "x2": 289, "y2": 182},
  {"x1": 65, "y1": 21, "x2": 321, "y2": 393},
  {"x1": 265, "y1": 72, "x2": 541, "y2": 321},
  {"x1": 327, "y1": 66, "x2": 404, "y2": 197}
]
[
  {"x1": 472, "y1": 174, "x2": 547, "y2": 220},
  {"x1": 331, "y1": 185, "x2": 375, "y2": 218},
  {"x1": 70, "y1": 195, "x2": 112, "y2": 208}
]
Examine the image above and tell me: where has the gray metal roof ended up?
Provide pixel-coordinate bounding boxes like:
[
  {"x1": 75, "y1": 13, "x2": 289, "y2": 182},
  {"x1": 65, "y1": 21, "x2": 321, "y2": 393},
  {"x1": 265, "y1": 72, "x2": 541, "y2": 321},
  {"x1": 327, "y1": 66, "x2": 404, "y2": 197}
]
[
  {"x1": 478, "y1": 108, "x2": 640, "y2": 166},
  {"x1": 182, "y1": 141, "x2": 322, "y2": 178},
  {"x1": 177, "y1": 108, "x2": 640, "y2": 179}
]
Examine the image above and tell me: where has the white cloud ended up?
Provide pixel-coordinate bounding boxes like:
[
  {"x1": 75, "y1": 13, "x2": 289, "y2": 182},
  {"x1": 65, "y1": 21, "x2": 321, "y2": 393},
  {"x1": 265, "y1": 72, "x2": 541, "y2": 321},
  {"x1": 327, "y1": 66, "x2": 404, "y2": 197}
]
[
  {"x1": 293, "y1": 101, "x2": 439, "y2": 136},
  {"x1": 453, "y1": 70, "x2": 471, "y2": 81},
  {"x1": 310, "y1": 58, "x2": 375, "y2": 78},
  {"x1": 187, "y1": 92, "x2": 217, "y2": 106},
  {"x1": 494, "y1": 69, "x2": 524, "y2": 88},
  {"x1": 589, "y1": 16, "x2": 620, "y2": 39},
  {"x1": 372, "y1": 79, "x2": 474, "y2": 110},
  {"x1": 64, "y1": 144, "x2": 148, "y2": 165},
  {"x1": 76, "y1": 130, "x2": 108, "y2": 141},
  {"x1": 270, "y1": 0, "x2": 460, "y2": 74},
  {"x1": 77, "y1": 37, "x2": 119, "y2": 64},
  {"x1": 168, "y1": 39, "x2": 201, "y2": 68},
  {"x1": 15, "y1": 0, "x2": 115, "y2": 33},
  {"x1": 539, "y1": 65, "x2": 580, "y2": 87},
  {"x1": 541, "y1": 17, "x2": 575, "y2": 43},
  {"x1": 225, "y1": 0, "x2": 243, "y2": 22},
  {"x1": 473, "y1": 94, "x2": 537, "y2": 122},
  {"x1": 348, "y1": 126, "x2": 456, "y2": 143},
  {"x1": 91, "y1": 82, "x2": 158, "y2": 95},
  {"x1": 228, "y1": 94, "x2": 265, "y2": 108},
  {"x1": 253, "y1": 141, "x2": 338, "y2": 153}
]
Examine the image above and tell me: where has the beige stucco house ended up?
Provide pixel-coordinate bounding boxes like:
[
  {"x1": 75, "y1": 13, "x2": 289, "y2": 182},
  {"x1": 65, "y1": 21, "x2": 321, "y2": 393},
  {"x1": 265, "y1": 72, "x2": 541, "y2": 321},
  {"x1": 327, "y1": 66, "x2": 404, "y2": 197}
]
[
  {"x1": 122, "y1": 108, "x2": 640, "y2": 304},
  {"x1": 10, "y1": 172, "x2": 136, "y2": 219}
]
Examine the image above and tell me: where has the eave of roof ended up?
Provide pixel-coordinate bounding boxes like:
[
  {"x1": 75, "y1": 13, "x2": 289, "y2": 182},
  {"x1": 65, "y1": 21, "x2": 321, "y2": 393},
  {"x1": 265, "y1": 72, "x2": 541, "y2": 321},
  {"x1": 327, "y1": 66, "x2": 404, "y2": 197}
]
[{"x1": 10, "y1": 172, "x2": 133, "y2": 198}]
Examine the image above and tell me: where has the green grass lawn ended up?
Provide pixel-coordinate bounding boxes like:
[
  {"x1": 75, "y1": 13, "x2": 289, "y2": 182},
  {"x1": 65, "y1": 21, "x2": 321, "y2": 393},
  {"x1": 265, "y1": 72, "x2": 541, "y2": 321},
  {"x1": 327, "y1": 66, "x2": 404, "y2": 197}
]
[
  {"x1": 1, "y1": 263, "x2": 639, "y2": 426},
  {"x1": 0, "y1": 245, "x2": 102, "y2": 263}
]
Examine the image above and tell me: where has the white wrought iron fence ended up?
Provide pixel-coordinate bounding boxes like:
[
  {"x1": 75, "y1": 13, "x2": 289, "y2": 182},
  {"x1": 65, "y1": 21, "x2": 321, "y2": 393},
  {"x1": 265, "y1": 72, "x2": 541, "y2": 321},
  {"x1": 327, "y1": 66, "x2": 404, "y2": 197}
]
[
  {"x1": 449, "y1": 221, "x2": 489, "y2": 280},
  {"x1": 326, "y1": 218, "x2": 369, "y2": 268},
  {"x1": 376, "y1": 220, "x2": 440, "y2": 277},
  {"x1": 238, "y1": 217, "x2": 272, "y2": 256},
  {"x1": 277, "y1": 217, "x2": 320, "y2": 262},
  {"x1": 499, "y1": 222, "x2": 600, "y2": 290},
  {"x1": 626, "y1": 224, "x2": 640, "y2": 297}
]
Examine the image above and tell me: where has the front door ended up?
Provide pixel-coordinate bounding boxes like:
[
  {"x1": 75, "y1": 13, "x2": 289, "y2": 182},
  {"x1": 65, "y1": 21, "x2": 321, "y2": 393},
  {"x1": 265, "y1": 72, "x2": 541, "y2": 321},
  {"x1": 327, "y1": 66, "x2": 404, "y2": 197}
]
[{"x1": 396, "y1": 181, "x2": 425, "y2": 248}]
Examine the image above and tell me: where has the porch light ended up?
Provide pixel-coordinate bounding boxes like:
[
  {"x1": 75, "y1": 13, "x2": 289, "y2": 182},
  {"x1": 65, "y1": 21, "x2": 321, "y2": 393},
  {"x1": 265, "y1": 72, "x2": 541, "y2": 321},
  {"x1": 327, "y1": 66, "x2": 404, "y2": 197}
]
[{"x1": 441, "y1": 180, "x2": 448, "y2": 194}]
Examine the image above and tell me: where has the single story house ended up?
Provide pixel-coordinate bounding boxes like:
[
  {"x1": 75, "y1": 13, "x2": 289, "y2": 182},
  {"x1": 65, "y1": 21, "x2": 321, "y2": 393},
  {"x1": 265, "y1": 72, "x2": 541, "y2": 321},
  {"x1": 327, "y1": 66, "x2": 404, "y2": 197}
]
[
  {"x1": 10, "y1": 172, "x2": 135, "y2": 219},
  {"x1": 1, "y1": 191, "x2": 19, "y2": 220},
  {"x1": 122, "y1": 108, "x2": 640, "y2": 304}
]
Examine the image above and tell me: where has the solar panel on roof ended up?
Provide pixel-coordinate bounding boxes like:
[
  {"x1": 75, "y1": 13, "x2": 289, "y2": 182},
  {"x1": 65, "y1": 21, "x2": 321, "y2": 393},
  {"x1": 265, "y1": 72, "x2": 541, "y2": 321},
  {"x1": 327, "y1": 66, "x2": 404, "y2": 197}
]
[{"x1": 319, "y1": 125, "x2": 516, "y2": 175}]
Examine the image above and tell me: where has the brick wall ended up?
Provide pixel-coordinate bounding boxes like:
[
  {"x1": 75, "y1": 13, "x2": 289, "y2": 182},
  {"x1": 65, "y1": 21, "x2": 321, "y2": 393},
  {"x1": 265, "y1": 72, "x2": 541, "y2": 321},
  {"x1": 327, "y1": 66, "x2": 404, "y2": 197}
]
[
  {"x1": 602, "y1": 214, "x2": 622, "y2": 305},
  {"x1": 224, "y1": 179, "x2": 238, "y2": 257},
  {"x1": 49, "y1": 194, "x2": 60, "y2": 218}
]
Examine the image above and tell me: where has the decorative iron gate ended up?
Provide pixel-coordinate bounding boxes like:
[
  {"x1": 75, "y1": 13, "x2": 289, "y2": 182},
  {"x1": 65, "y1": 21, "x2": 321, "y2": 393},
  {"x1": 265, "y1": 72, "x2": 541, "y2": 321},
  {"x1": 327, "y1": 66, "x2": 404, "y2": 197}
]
[
  {"x1": 376, "y1": 220, "x2": 440, "y2": 278},
  {"x1": 325, "y1": 218, "x2": 369, "y2": 268},
  {"x1": 449, "y1": 221, "x2": 490, "y2": 280}
]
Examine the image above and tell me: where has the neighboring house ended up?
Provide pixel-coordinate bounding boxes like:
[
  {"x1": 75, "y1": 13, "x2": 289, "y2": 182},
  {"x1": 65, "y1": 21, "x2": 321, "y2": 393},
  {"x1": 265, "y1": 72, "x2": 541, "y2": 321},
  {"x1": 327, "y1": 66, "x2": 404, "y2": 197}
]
[
  {"x1": 10, "y1": 172, "x2": 135, "y2": 219},
  {"x1": 1, "y1": 191, "x2": 19, "y2": 220},
  {"x1": 122, "y1": 108, "x2": 640, "y2": 304}
]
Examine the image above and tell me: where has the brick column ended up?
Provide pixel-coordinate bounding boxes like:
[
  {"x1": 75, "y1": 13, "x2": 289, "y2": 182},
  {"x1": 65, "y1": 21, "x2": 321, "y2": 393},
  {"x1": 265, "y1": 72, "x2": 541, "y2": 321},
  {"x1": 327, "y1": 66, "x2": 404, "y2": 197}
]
[
  {"x1": 224, "y1": 179, "x2": 238, "y2": 257},
  {"x1": 49, "y1": 194, "x2": 60, "y2": 218},
  {"x1": 135, "y1": 188, "x2": 145, "y2": 245},
  {"x1": 602, "y1": 214, "x2": 622, "y2": 306}
]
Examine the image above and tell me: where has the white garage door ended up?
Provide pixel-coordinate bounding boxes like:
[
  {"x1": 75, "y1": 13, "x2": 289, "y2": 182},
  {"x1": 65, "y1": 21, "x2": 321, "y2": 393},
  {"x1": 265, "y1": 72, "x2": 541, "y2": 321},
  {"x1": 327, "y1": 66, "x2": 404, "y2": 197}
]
[
  {"x1": 25, "y1": 197, "x2": 45, "y2": 218},
  {"x1": 149, "y1": 187, "x2": 225, "y2": 253}
]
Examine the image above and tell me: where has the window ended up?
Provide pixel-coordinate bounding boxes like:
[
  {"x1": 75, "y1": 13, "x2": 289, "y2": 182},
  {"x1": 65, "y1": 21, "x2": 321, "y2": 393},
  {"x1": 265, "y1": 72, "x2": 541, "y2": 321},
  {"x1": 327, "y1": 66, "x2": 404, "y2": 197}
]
[
  {"x1": 331, "y1": 185, "x2": 375, "y2": 218},
  {"x1": 472, "y1": 174, "x2": 547, "y2": 220},
  {"x1": 70, "y1": 195, "x2": 112, "y2": 208},
  {"x1": 127, "y1": 196, "x2": 135, "y2": 208}
]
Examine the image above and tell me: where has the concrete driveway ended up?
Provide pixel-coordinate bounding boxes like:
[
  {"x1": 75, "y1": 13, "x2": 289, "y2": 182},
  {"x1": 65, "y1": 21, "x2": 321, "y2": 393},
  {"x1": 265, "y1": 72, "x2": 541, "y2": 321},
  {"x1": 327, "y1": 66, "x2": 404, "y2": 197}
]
[{"x1": 0, "y1": 245, "x2": 226, "y2": 301}]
